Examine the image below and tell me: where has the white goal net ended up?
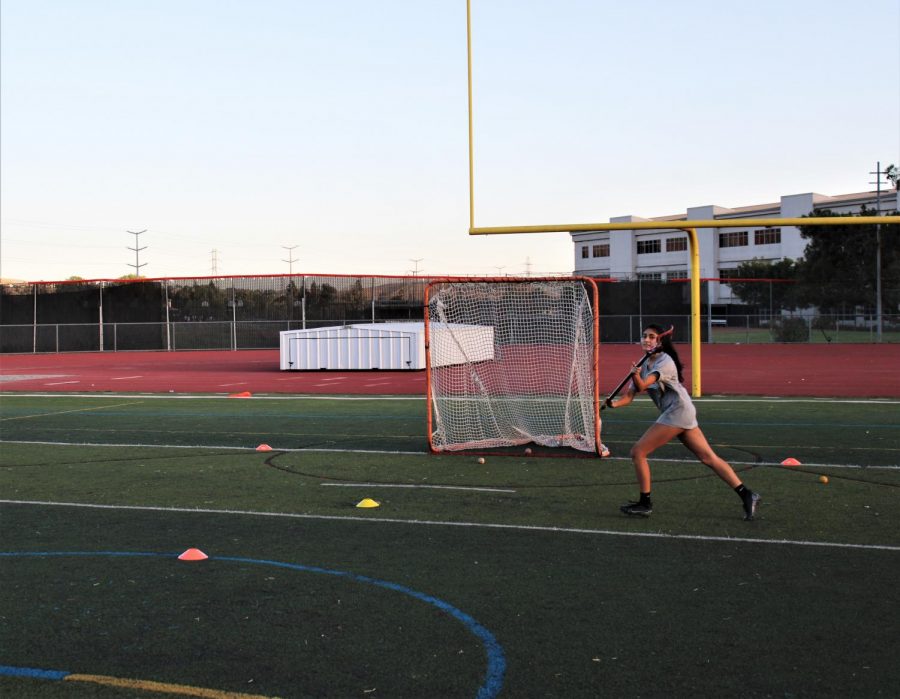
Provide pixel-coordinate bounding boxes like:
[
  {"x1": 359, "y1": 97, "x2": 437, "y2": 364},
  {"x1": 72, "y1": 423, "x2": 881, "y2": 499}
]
[{"x1": 425, "y1": 278, "x2": 601, "y2": 454}]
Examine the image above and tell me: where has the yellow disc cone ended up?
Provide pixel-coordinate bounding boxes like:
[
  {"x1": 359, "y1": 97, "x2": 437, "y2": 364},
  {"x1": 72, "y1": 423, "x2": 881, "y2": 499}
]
[{"x1": 356, "y1": 498, "x2": 380, "y2": 509}]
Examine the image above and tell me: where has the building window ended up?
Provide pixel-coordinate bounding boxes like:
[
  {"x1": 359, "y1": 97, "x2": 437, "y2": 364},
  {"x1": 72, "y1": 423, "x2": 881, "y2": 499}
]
[
  {"x1": 667, "y1": 269, "x2": 689, "y2": 281},
  {"x1": 637, "y1": 272, "x2": 663, "y2": 281},
  {"x1": 718, "y1": 268, "x2": 740, "y2": 280},
  {"x1": 581, "y1": 245, "x2": 589, "y2": 259},
  {"x1": 666, "y1": 237, "x2": 687, "y2": 252},
  {"x1": 754, "y1": 228, "x2": 781, "y2": 245},
  {"x1": 636, "y1": 239, "x2": 662, "y2": 254},
  {"x1": 592, "y1": 243, "x2": 610, "y2": 258},
  {"x1": 719, "y1": 231, "x2": 748, "y2": 248}
]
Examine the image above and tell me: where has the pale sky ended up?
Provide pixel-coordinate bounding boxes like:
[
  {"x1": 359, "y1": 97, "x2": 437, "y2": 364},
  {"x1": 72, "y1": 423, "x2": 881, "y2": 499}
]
[{"x1": 2, "y1": 0, "x2": 898, "y2": 282}]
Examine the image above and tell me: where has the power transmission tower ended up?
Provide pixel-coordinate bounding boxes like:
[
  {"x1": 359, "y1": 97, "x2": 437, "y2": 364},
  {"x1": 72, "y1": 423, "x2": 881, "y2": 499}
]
[
  {"x1": 282, "y1": 245, "x2": 299, "y2": 275},
  {"x1": 409, "y1": 258, "x2": 424, "y2": 276},
  {"x1": 211, "y1": 249, "x2": 219, "y2": 275},
  {"x1": 126, "y1": 230, "x2": 147, "y2": 276}
]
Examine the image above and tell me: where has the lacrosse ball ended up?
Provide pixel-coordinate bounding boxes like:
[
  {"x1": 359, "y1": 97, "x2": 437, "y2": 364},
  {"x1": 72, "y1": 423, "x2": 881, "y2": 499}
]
[
  {"x1": 819, "y1": 476, "x2": 829, "y2": 484},
  {"x1": 477, "y1": 457, "x2": 485, "y2": 464}
]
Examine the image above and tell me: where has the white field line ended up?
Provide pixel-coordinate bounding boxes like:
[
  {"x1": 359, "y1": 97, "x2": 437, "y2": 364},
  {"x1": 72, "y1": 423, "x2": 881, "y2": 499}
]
[
  {"x1": 0, "y1": 439, "x2": 424, "y2": 455},
  {"x1": 0, "y1": 374, "x2": 69, "y2": 383},
  {"x1": 1, "y1": 499, "x2": 897, "y2": 552},
  {"x1": 0, "y1": 392, "x2": 422, "y2": 401},
  {"x1": 3, "y1": 391, "x2": 895, "y2": 405},
  {"x1": 110, "y1": 376, "x2": 143, "y2": 380},
  {"x1": 0, "y1": 402, "x2": 145, "y2": 422},
  {"x1": 321, "y1": 482, "x2": 517, "y2": 493},
  {"x1": 1, "y1": 438, "x2": 897, "y2": 469},
  {"x1": 43, "y1": 381, "x2": 80, "y2": 386}
]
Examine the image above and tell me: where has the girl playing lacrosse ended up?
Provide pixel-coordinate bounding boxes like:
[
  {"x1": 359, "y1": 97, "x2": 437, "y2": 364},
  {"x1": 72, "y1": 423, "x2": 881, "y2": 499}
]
[{"x1": 605, "y1": 324, "x2": 760, "y2": 520}]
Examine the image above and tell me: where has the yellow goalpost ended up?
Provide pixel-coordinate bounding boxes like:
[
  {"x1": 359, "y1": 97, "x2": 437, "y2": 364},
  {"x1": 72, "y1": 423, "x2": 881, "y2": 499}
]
[{"x1": 464, "y1": 0, "x2": 900, "y2": 397}]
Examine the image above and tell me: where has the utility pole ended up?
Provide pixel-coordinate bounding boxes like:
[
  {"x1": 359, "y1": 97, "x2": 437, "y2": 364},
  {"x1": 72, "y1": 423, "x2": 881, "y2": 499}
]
[
  {"x1": 126, "y1": 230, "x2": 147, "y2": 276},
  {"x1": 409, "y1": 258, "x2": 424, "y2": 276},
  {"x1": 494, "y1": 265, "x2": 506, "y2": 277},
  {"x1": 282, "y1": 245, "x2": 299, "y2": 275},
  {"x1": 211, "y1": 249, "x2": 219, "y2": 275},
  {"x1": 524, "y1": 256, "x2": 532, "y2": 276},
  {"x1": 869, "y1": 162, "x2": 886, "y2": 342}
]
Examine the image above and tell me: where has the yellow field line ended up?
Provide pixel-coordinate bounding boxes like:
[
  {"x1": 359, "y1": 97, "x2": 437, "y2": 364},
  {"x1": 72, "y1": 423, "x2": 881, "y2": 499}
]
[
  {"x1": 0, "y1": 401, "x2": 144, "y2": 421},
  {"x1": 65, "y1": 673, "x2": 275, "y2": 698}
]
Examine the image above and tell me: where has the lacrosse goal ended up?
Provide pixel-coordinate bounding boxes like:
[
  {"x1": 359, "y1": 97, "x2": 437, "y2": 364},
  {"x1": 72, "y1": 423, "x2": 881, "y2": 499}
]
[{"x1": 425, "y1": 277, "x2": 601, "y2": 454}]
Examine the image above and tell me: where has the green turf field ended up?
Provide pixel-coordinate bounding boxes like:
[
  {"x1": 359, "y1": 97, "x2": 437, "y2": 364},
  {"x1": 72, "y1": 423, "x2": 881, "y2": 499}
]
[
  {"x1": 1, "y1": 394, "x2": 898, "y2": 698},
  {"x1": 710, "y1": 326, "x2": 900, "y2": 343}
]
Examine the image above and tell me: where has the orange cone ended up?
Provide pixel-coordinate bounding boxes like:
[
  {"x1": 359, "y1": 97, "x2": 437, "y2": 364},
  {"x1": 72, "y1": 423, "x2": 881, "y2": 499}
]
[
  {"x1": 256, "y1": 444, "x2": 272, "y2": 452},
  {"x1": 229, "y1": 391, "x2": 252, "y2": 398},
  {"x1": 781, "y1": 457, "x2": 802, "y2": 466},
  {"x1": 178, "y1": 548, "x2": 208, "y2": 561}
]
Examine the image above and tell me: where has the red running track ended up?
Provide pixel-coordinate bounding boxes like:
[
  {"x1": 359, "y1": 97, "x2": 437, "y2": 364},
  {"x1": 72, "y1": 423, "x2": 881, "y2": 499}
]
[{"x1": 0, "y1": 345, "x2": 898, "y2": 397}]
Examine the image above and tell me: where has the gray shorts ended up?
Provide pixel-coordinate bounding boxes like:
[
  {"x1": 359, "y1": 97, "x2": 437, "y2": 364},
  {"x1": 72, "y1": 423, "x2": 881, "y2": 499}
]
[{"x1": 656, "y1": 402, "x2": 698, "y2": 430}]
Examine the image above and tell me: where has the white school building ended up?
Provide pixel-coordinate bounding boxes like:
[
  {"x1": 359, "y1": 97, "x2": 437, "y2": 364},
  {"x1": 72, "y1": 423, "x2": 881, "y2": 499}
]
[{"x1": 571, "y1": 189, "x2": 899, "y2": 304}]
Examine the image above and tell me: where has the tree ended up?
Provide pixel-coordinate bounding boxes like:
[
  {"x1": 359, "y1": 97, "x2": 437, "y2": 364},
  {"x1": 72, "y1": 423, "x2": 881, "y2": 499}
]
[
  {"x1": 885, "y1": 163, "x2": 899, "y2": 190},
  {"x1": 727, "y1": 258, "x2": 799, "y2": 311},
  {"x1": 794, "y1": 207, "x2": 900, "y2": 313}
]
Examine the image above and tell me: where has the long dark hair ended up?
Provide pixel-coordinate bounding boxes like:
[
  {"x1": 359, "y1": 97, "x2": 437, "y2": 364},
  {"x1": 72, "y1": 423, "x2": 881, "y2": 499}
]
[{"x1": 645, "y1": 323, "x2": 684, "y2": 383}]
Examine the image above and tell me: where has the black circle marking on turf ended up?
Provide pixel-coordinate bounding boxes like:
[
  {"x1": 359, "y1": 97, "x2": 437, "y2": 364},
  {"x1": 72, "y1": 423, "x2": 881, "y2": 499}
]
[
  {"x1": 767, "y1": 465, "x2": 900, "y2": 489},
  {"x1": 262, "y1": 451, "x2": 758, "y2": 489},
  {"x1": 0, "y1": 451, "x2": 247, "y2": 469}
]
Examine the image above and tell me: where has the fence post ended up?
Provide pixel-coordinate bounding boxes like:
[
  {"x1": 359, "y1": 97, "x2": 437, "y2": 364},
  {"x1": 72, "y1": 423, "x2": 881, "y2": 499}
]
[
  {"x1": 302, "y1": 275, "x2": 307, "y2": 329},
  {"x1": 231, "y1": 280, "x2": 237, "y2": 351},
  {"x1": 164, "y1": 280, "x2": 171, "y2": 351},
  {"x1": 32, "y1": 284, "x2": 37, "y2": 353},
  {"x1": 99, "y1": 282, "x2": 104, "y2": 352}
]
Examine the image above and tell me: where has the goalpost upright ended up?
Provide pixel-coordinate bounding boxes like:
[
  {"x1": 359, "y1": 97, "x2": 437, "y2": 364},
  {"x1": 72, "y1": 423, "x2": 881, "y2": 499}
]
[{"x1": 464, "y1": 0, "x2": 900, "y2": 397}]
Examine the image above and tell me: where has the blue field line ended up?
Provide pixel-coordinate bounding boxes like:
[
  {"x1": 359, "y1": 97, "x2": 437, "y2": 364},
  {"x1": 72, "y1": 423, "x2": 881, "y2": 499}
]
[
  {"x1": 0, "y1": 664, "x2": 69, "y2": 680},
  {"x1": 219, "y1": 556, "x2": 506, "y2": 699},
  {"x1": 0, "y1": 550, "x2": 506, "y2": 699}
]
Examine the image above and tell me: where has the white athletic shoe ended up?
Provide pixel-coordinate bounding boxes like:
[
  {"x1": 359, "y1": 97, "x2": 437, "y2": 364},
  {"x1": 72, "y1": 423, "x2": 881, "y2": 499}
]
[{"x1": 600, "y1": 443, "x2": 611, "y2": 458}]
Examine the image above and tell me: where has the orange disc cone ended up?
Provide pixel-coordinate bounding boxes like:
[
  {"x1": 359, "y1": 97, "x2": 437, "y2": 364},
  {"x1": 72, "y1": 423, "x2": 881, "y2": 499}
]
[
  {"x1": 229, "y1": 391, "x2": 252, "y2": 398},
  {"x1": 256, "y1": 444, "x2": 273, "y2": 452},
  {"x1": 178, "y1": 548, "x2": 208, "y2": 561},
  {"x1": 781, "y1": 457, "x2": 802, "y2": 466}
]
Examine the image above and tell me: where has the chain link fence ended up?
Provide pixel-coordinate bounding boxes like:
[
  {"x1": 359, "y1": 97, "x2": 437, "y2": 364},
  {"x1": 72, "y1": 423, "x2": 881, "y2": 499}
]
[{"x1": 2, "y1": 274, "x2": 897, "y2": 353}]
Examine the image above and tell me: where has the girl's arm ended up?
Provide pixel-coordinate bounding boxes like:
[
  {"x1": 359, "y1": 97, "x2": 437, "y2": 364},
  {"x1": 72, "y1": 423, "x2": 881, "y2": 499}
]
[
  {"x1": 629, "y1": 366, "x2": 660, "y2": 393},
  {"x1": 606, "y1": 384, "x2": 635, "y2": 409}
]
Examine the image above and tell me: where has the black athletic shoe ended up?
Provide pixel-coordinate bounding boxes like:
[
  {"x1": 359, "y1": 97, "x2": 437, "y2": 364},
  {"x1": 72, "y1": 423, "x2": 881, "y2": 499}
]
[
  {"x1": 620, "y1": 501, "x2": 652, "y2": 517},
  {"x1": 742, "y1": 491, "x2": 760, "y2": 521}
]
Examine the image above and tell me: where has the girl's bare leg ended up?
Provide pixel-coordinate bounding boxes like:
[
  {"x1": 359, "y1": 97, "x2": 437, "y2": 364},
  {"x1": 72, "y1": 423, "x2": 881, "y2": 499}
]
[
  {"x1": 678, "y1": 427, "x2": 742, "y2": 488},
  {"x1": 630, "y1": 423, "x2": 683, "y2": 492}
]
